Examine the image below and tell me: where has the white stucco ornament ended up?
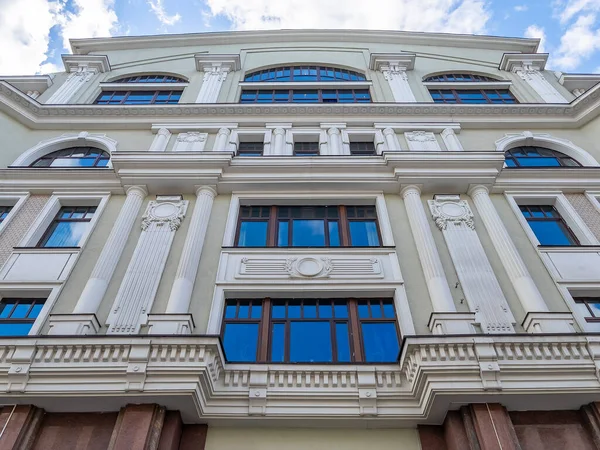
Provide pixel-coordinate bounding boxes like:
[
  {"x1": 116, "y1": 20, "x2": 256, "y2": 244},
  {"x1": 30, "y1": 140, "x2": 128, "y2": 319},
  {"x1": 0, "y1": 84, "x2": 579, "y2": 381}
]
[
  {"x1": 429, "y1": 197, "x2": 475, "y2": 230},
  {"x1": 141, "y1": 200, "x2": 186, "y2": 231},
  {"x1": 285, "y1": 257, "x2": 333, "y2": 278}
]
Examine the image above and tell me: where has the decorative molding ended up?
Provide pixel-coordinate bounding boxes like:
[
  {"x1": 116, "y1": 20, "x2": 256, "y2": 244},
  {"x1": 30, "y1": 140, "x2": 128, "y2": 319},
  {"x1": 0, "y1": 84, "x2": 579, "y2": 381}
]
[
  {"x1": 195, "y1": 54, "x2": 241, "y2": 103},
  {"x1": 2, "y1": 334, "x2": 600, "y2": 423},
  {"x1": 148, "y1": 127, "x2": 171, "y2": 152},
  {"x1": 404, "y1": 131, "x2": 441, "y2": 151},
  {"x1": 370, "y1": 53, "x2": 417, "y2": 103},
  {"x1": 429, "y1": 195, "x2": 516, "y2": 333},
  {"x1": 61, "y1": 55, "x2": 111, "y2": 73},
  {"x1": 106, "y1": 197, "x2": 188, "y2": 334},
  {"x1": 495, "y1": 131, "x2": 599, "y2": 166},
  {"x1": 559, "y1": 74, "x2": 600, "y2": 97},
  {"x1": 194, "y1": 54, "x2": 241, "y2": 72},
  {"x1": 173, "y1": 132, "x2": 208, "y2": 152},
  {"x1": 47, "y1": 56, "x2": 110, "y2": 105},
  {"x1": 441, "y1": 127, "x2": 464, "y2": 151},
  {"x1": 0, "y1": 76, "x2": 52, "y2": 99}
]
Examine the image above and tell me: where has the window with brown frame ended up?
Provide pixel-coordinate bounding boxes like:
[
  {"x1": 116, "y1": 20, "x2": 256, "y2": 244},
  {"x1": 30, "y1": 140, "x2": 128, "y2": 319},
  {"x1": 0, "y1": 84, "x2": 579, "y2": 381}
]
[
  {"x1": 235, "y1": 205, "x2": 381, "y2": 247},
  {"x1": 0, "y1": 298, "x2": 45, "y2": 335},
  {"x1": 573, "y1": 297, "x2": 600, "y2": 322},
  {"x1": 221, "y1": 298, "x2": 400, "y2": 363},
  {"x1": 519, "y1": 205, "x2": 579, "y2": 246},
  {"x1": 37, "y1": 206, "x2": 96, "y2": 248},
  {"x1": 293, "y1": 142, "x2": 320, "y2": 156},
  {"x1": 237, "y1": 142, "x2": 264, "y2": 156},
  {"x1": 349, "y1": 141, "x2": 376, "y2": 155}
]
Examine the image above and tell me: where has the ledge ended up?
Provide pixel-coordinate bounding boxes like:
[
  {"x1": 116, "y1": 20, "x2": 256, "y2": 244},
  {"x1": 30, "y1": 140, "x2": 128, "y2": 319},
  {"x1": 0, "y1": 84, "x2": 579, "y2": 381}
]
[{"x1": 1, "y1": 334, "x2": 600, "y2": 425}]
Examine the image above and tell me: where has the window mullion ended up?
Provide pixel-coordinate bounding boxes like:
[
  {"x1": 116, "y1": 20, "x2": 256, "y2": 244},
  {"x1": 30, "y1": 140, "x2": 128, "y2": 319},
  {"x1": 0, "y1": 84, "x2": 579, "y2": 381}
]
[
  {"x1": 348, "y1": 299, "x2": 363, "y2": 362},
  {"x1": 267, "y1": 206, "x2": 277, "y2": 247},
  {"x1": 339, "y1": 206, "x2": 350, "y2": 247},
  {"x1": 258, "y1": 297, "x2": 271, "y2": 362}
]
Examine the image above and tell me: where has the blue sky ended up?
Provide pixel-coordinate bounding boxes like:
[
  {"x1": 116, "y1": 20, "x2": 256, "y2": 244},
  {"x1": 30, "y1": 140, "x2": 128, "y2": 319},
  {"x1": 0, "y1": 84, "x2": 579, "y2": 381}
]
[{"x1": 0, "y1": 0, "x2": 599, "y2": 76}]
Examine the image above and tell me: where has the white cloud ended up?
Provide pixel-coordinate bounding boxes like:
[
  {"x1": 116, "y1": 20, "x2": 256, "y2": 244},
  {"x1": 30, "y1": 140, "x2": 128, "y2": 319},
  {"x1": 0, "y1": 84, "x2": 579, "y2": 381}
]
[
  {"x1": 514, "y1": 5, "x2": 528, "y2": 11},
  {"x1": 553, "y1": 14, "x2": 600, "y2": 70},
  {"x1": 524, "y1": 24, "x2": 546, "y2": 53},
  {"x1": 147, "y1": 0, "x2": 181, "y2": 26},
  {"x1": 205, "y1": 0, "x2": 490, "y2": 34},
  {"x1": 57, "y1": 0, "x2": 118, "y2": 50},
  {"x1": 0, "y1": 0, "x2": 61, "y2": 75},
  {"x1": 555, "y1": 0, "x2": 600, "y2": 23}
]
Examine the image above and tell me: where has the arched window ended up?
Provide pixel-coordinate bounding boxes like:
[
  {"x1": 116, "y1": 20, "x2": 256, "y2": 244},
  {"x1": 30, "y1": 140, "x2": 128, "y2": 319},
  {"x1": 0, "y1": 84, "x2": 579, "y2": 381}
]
[
  {"x1": 30, "y1": 147, "x2": 110, "y2": 168},
  {"x1": 504, "y1": 146, "x2": 581, "y2": 167},
  {"x1": 424, "y1": 73, "x2": 500, "y2": 82},
  {"x1": 244, "y1": 66, "x2": 366, "y2": 82},
  {"x1": 111, "y1": 74, "x2": 187, "y2": 83}
]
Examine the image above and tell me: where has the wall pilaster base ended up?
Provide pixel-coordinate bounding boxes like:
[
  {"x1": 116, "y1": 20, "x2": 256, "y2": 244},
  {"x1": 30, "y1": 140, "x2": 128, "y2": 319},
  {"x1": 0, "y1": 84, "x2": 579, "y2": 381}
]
[
  {"x1": 147, "y1": 314, "x2": 195, "y2": 335},
  {"x1": 522, "y1": 312, "x2": 576, "y2": 333},
  {"x1": 47, "y1": 313, "x2": 101, "y2": 335},
  {"x1": 428, "y1": 312, "x2": 477, "y2": 335}
]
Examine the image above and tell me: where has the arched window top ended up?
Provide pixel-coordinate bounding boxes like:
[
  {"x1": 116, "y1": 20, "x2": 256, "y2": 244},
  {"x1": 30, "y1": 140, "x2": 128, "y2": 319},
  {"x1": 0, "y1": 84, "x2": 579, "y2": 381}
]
[
  {"x1": 244, "y1": 66, "x2": 366, "y2": 82},
  {"x1": 424, "y1": 73, "x2": 501, "y2": 82},
  {"x1": 30, "y1": 147, "x2": 110, "y2": 168},
  {"x1": 110, "y1": 74, "x2": 187, "y2": 83},
  {"x1": 504, "y1": 146, "x2": 582, "y2": 168}
]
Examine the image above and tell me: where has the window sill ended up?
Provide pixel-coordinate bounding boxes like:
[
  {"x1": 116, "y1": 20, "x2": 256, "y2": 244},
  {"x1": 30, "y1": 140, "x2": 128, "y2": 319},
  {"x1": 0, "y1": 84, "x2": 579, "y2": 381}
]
[
  {"x1": 12, "y1": 246, "x2": 81, "y2": 253},
  {"x1": 538, "y1": 245, "x2": 600, "y2": 252}
]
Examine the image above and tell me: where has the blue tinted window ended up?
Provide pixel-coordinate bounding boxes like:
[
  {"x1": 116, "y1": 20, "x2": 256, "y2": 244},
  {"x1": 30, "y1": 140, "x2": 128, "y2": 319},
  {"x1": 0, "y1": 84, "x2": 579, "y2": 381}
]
[
  {"x1": 112, "y1": 75, "x2": 187, "y2": 83},
  {"x1": 349, "y1": 221, "x2": 380, "y2": 246},
  {"x1": 39, "y1": 206, "x2": 95, "y2": 248},
  {"x1": 290, "y1": 322, "x2": 332, "y2": 362},
  {"x1": 278, "y1": 221, "x2": 289, "y2": 246},
  {"x1": 31, "y1": 147, "x2": 110, "y2": 168},
  {"x1": 504, "y1": 146, "x2": 580, "y2": 168},
  {"x1": 237, "y1": 221, "x2": 268, "y2": 247},
  {"x1": 0, "y1": 299, "x2": 45, "y2": 336},
  {"x1": 529, "y1": 221, "x2": 576, "y2": 245},
  {"x1": 0, "y1": 323, "x2": 34, "y2": 336},
  {"x1": 223, "y1": 323, "x2": 258, "y2": 362},
  {"x1": 240, "y1": 89, "x2": 371, "y2": 103},
  {"x1": 336, "y1": 323, "x2": 351, "y2": 362},
  {"x1": 292, "y1": 220, "x2": 326, "y2": 246},
  {"x1": 429, "y1": 89, "x2": 516, "y2": 104},
  {"x1": 361, "y1": 322, "x2": 400, "y2": 362},
  {"x1": 244, "y1": 66, "x2": 366, "y2": 82},
  {"x1": 328, "y1": 222, "x2": 341, "y2": 247},
  {"x1": 271, "y1": 323, "x2": 285, "y2": 362},
  {"x1": 95, "y1": 90, "x2": 182, "y2": 105}
]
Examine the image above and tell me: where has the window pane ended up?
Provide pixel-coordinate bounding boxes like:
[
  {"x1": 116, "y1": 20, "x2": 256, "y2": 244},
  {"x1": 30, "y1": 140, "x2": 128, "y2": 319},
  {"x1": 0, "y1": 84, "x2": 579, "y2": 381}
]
[
  {"x1": 237, "y1": 221, "x2": 268, "y2": 247},
  {"x1": 383, "y1": 302, "x2": 395, "y2": 318},
  {"x1": 43, "y1": 221, "x2": 88, "y2": 247},
  {"x1": 361, "y1": 322, "x2": 400, "y2": 362},
  {"x1": 0, "y1": 323, "x2": 33, "y2": 336},
  {"x1": 11, "y1": 303, "x2": 30, "y2": 319},
  {"x1": 358, "y1": 302, "x2": 370, "y2": 318},
  {"x1": 328, "y1": 221, "x2": 341, "y2": 247},
  {"x1": 349, "y1": 221, "x2": 380, "y2": 246},
  {"x1": 336, "y1": 322, "x2": 351, "y2": 362},
  {"x1": 319, "y1": 303, "x2": 333, "y2": 318},
  {"x1": 238, "y1": 304, "x2": 249, "y2": 318},
  {"x1": 589, "y1": 302, "x2": 600, "y2": 317},
  {"x1": 0, "y1": 303, "x2": 14, "y2": 318},
  {"x1": 334, "y1": 303, "x2": 348, "y2": 318},
  {"x1": 528, "y1": 221, "x2": 576, "y2": 246},
  {"x1": 290, "y1": 321, "x2": 332, "y2": 362},
  {"x1": 304, "y1": 304, "x2": 317, "y2": 318},
  {"x1": 371, "y1": 302, "x2": 383, "y2": 318},
  {"x1": 250, "y1": 304, "x2": 262, "y2": 319},
  {"x1": 277, "y1": 221, "x2": 289, "y2": 246},
  {"x1": 271, "y1": 323, "x2": 285, "y2": 362},
  {"x1": 223, "y1": 323, "x2": 258, "y2": 362},
  {"x1": 272, "y1": 303, "x2": 286, "y2": 319},
  {"x1": 225, "y1": 304, "x2": 237, "y2": 319},
  {"x1": 292, "y1": 220, "x2": 325, "y2": 246},
  {"x1": 516, "y1": 157, "x2": 560, "y2": 167},
  {"x1": 288, "y1": 304, "x2": 301, "y2": 318}
]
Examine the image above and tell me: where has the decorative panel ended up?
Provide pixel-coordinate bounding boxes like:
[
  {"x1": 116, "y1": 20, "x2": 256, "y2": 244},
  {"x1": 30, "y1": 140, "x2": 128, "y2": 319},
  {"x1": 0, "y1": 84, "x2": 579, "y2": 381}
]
[
  {"x1": 404, "y1": 131, "x2": 441, "y2": 151},
  {"x1": 0, "y1": 249, "x2": 78, "y2": 282},
  {"x1": 545, "y1": 250, "x2": 600, "y2": 281}
]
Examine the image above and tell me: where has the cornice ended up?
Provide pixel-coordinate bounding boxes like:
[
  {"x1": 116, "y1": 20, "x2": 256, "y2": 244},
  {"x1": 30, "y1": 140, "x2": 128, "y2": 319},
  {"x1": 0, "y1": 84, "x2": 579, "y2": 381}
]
[
  {"x1": 559, "y1": 73, "x2": 600, "y2": 92},
  {"x1": 498, "y1": 53, "x2": 549, "y2": 72},
  {"x1": 493, "y1": 167, "x2": 600, "y2": 192},
  {"x1": 369, "y1": 53, "x2": 416, "y2": 71},
  {"x1": 0, "y1": 168, "x2": 122, "y2": 194},
  {"x1": 194, "y1": 54, "x2": 241, "y2": 72},
  {"x1": 1, "y1": 81, "x2": 599, "y2": 130},
  {"x1": 0, "y1": 76, "x2": 53, "y2": 96},
  {"x1": 69, "y1": 30, "x2": 540, "y2": 55},
  {"x1": 61, "y1": 54, "x2": 111, "y2": 73}
]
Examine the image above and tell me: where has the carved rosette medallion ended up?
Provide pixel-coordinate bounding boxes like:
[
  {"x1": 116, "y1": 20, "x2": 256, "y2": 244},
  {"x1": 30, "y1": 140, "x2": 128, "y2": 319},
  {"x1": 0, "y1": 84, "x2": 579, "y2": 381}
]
[
  {"x1": 285, "y1": 257, "x2": 333, "y2": 278},
  {"x1": 428, "y1": 197, "x2": 475, "y2": 230},
  {"x1": 141, "y1": 200, "x2": 187, "y2": 231}
]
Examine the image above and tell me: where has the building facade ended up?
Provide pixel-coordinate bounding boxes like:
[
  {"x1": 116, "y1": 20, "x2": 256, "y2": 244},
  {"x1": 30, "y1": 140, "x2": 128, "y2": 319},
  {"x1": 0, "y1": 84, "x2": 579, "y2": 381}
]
[{"x1": 0, "y1": 29, "x2": 599, "y2": 449}]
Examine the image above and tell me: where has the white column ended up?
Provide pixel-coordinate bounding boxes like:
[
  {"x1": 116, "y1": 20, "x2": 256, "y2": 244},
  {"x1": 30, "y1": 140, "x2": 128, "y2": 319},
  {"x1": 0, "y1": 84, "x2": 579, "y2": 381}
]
[
  {"x1": 573, "y1": 88, "x2": 586, "y2": 97},
  {"x1": 441, "y1": 128, "x2": 464, "y2": 151},
  {"x1": 269, "y1": 127, "x2": 287, "y2": 155},
  {"x1": 429, "y1": 195, "x2": 515, "y2": 334},
  {"x1": 106, "y1": 197, "x2": 188, "y2": 334},
  {"x1": 149, "y1": 128, "x2": 171, "y2": 152},
  {"x1": 47, "y1": 66, "x2": 97, "y2": 104},
  {"x1": 214, "y1": 127, "x2": 231, "y2": 151},
  {"x1": 327, "y1": 127, "x2": 343, "y2": 155},
  {"x1": 382, "y1": 128, "x2": 402, "y2": 151},
  {"x1": 166, "y1": 187, "x2": 216, "y2": 313},
  {"x1": 381, "y1": 65, "x2": 417, "y2": 102},
  {"x1": 26, "y1": 90, "x2": 40, "y2": 99},
  {"x1": 196, "y1": 64, "x2": 229, "y2": 103},
  {"x1": 48, "y1": 186, "x2": 147, "y2": 335},
  {"x1": 402, "y1": 186, "x2": 456, "y2": 313},
  {"x1": 514, "y1": 64, "x2": 568, "y2": 103},
  {"x1": 468, "y1": 186, "x2": 548, "y2": 313}
]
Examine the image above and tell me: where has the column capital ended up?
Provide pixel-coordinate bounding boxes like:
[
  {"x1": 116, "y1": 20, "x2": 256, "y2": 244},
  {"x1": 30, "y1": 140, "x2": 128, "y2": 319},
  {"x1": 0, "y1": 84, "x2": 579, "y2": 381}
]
[
  {"x1": 467, "y1": 184, "x2": 490, "y2": 197},
  {"x1": 125, "y1": 185, "x2": 148, "y2": 198},
  {"x1": 194, "y1": 54, "x2": 241, "y2": 73},
  {"x1": 156, "y1": 127, "x2": 170, "y2": 136},
  {"x1": 499, "y1": 53, "x2": 548, "y2": 72},
  {"x1": 382, "y1": 127, "x2": 396, "y2": 136},
  {"x1": 369, "y1": 53, "x2": 416, "y2": 72},
  {"x1": 400, "y1": 184, "x2": 422, "y2": 197},
  {"x1": 194, "y1": 185, "x2": 217, "y2": 198},
  {"x1": 62, "y1": 55, "x2": 111, "y2": 74}
]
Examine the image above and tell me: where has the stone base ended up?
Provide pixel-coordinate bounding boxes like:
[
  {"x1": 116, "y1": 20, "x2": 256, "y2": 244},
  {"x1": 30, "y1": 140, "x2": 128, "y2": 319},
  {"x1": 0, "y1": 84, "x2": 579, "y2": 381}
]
[
  {"x1": 522, "y1": 312, "x2": 576, "y2": 333},
  {"x1": 147, "y1": 314, "x2": 195, "y2": 335},
  {"x1": 47, "y1": 314, "x2": 101, "y2": 335},
  {"x1": 428, "y1": 312, "x2": 477, "y2": 335}
]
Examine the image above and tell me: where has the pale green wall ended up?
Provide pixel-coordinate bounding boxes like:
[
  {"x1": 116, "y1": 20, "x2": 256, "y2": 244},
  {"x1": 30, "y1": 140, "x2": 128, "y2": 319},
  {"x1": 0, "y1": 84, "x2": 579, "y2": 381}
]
[{"x1": 204, "y1": 427, "x2": 421, "y2": 450}]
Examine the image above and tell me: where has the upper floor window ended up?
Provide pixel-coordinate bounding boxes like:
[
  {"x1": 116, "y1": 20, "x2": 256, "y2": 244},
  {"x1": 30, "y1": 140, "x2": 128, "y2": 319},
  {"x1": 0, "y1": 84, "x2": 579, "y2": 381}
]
[
  {"x1": 520, "y1": 205, "x2": 579, "y2": 246},
  {"x1": 222, "y1": 298, "x2": 400, "y2": 363},
  {"x1": 505, "y1": 146, "x2": 581, "y2": 168},
  {"x1": 244, "y1": 66, "x2": 366, "y2": 82},
  {"x1": 237, "y1": 142, "x2": 264, "y2": 156},
  {"x1": 424, "y1": 73, "x2": 500, "y2": 82},
  {"x1": 429, "y1": 89, "x2": 517, "y2": 104},
  {"x1": 111, "y1": 75, "x2": 186, "y2": 83},
  {"x1": 38, "y1": 206, "x2": 96, "y2": 248},
  {"x1": 293, "y1": 142, "x2": 320, "y2": 156},
  {"x1": 573, "y1": 297, "x2": 600, "y2": 322},
  {"x1": 30, "y1": 147, "x2": 110, "y2": 168},
  {"x1": 349, "y1": 142, "x2": 376, "y2": 156},
  {"x1": 236, "y1": 205, "x2": 381, "y2": 248},
  {"x1": 95, "y1": 90, "x2": 182, "y2": 105},
  {"x1": 0, "y1": 206, "x2": 13, "y2": 223},
  {"x1": 240, "y1": 89, "x2": 371, "y2": 103},
  {"x1": 0, "y1": 298, "x2": 45, "y2": 336}
]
